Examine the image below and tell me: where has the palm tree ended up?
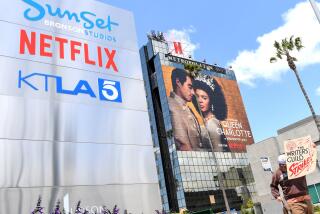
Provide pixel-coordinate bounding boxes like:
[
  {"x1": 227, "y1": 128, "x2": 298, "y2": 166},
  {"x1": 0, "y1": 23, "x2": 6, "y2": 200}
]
[{"x1": 270, "y1": 36, "x2": 320, "y2": 140}]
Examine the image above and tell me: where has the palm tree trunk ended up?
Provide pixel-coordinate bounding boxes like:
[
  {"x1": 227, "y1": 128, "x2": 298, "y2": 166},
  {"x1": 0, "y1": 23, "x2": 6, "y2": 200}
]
[{"x1": 292, "y1": 68, "x2": 320, "y2": 142}]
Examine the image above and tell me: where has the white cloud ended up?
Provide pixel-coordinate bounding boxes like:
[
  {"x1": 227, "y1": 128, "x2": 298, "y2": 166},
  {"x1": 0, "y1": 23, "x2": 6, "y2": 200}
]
[
  {"x1": 229, "y1": 2, "x2": 320, "y2": 86},
  {"x1": 316, "y1": 86, "x2": 320, "y2": 96},
  {"x1": 165, "y1": 26, "x2": 199, "y2": 58}
]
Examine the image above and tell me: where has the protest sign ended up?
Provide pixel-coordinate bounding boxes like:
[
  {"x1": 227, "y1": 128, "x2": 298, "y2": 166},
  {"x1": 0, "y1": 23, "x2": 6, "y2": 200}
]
[{"x1": 284, "y1": 135, "x2": 317, "y2": 179}]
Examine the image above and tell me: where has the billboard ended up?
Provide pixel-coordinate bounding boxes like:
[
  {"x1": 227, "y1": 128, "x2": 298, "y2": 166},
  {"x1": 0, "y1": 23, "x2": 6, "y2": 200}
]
[
  {"x1": 162, "y1": 65, "x2": 254, "y2": 153},
  {"x1": 0, "y1": 0, "x2": 160, "y2": 213}
]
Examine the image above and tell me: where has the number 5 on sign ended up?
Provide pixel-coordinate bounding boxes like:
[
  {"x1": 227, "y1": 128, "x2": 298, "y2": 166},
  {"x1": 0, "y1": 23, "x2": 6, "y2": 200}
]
[{"x1": 98, "y1": 79, "x2": 122, "y2": 103}]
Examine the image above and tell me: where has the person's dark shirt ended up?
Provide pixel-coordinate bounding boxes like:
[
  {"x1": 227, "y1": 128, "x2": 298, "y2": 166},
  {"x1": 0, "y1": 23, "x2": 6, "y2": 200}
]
[{"x1": 270, "y1": 168, "x2": 308, "y2": 200}]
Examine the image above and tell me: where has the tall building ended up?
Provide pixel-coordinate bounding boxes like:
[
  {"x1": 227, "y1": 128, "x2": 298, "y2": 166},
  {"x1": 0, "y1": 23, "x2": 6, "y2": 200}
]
[{"x1": 140, "y1": 32, "x2": 256, "y2": 212}]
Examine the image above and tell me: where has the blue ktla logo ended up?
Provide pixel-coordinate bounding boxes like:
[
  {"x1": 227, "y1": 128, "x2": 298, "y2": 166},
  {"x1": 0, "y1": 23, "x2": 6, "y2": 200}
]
[
  {"x1": 98, "y1": 79, "x2": 122, "y2": 102},
  {"x1": 22, "y1": 0, "x2": 119, "y2": 31},
  {"x1": 18, "y1": 70, "x2": 122, "y2": 102}
]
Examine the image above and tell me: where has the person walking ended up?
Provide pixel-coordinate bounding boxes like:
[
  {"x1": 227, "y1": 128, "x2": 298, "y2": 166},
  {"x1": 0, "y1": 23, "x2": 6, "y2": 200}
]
[{"x1": 270, "y1": 154, "x2": 314, "y2": 214}]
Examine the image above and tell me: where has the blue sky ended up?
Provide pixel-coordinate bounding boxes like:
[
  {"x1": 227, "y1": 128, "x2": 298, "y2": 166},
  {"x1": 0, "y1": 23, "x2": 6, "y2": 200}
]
[{"x1": 101, "y1": 0, "x2": 320, "y2": 142}]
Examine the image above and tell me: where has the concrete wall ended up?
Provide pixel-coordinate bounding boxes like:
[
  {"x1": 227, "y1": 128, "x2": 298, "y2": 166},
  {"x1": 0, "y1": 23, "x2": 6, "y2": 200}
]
[
  {"x1": 247, "y1": 138, "x2": 278, "y2": 196},
  {"x1": 247, "y1": 138, "x2": 284, "y2": 214}
]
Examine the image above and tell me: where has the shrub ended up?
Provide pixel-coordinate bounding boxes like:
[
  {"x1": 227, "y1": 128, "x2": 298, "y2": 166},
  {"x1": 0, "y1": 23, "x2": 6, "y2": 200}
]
[{"x1": 314, "y1": 204, "x2": 320, "y2": 212}]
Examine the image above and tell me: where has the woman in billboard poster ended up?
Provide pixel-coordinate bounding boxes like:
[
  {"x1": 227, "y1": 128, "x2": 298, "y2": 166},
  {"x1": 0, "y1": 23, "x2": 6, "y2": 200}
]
[{"x1": 193, "y1": 77, "x2": 230, "y2": 152}]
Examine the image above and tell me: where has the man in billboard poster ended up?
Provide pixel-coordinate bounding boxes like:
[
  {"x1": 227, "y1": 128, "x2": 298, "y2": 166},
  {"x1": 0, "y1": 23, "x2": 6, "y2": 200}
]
[
  {"x1": 193, "y1": 77, "x2": 230, "y2": 152},
  {"x1": 168, "y1": 68, "x2": 203, "y2": 151}
]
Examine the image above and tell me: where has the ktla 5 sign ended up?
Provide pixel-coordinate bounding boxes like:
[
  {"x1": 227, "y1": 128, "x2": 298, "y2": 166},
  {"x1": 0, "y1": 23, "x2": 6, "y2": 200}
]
[{"x1": 18, "y1": 70, "x2": 122, "y2": 102}]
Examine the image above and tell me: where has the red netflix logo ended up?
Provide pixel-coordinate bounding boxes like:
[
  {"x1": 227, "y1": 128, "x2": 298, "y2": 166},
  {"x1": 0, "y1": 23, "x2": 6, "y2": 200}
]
[
  {"x1": 19, "y1": 29, "x2": 118, "y2": 72},
  {"x1": 173, "y1": 42, "x2": 183, "y2": 55}
]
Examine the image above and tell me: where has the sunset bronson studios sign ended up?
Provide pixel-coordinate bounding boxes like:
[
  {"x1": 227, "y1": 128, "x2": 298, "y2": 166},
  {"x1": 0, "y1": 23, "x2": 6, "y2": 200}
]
[{"x1": 0, "y1": 0, "x2": 160, "y2": 213}]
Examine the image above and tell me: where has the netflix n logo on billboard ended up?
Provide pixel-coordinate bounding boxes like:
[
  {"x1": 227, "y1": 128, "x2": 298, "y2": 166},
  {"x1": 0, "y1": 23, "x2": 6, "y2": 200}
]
[
  {"x1": 173, "y1": 42, "x2": 183, "y2": 55},
  {"x1": 168, "y1": 41, "x2": 192, "y2": 58}
]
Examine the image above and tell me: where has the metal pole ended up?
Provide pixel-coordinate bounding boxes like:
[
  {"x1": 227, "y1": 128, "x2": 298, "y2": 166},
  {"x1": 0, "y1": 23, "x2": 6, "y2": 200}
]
[
  {"x1": 314, "y1": 184, "x2": 320, "y2": 203},
  {"x1": 309, "y1": 2, "x2": 320, "y2": 143},
  {"x1": 193, "y1": 96, "x2": 231, "y2": 214},
  {"x1": 309, "y1": 0, "x2": 320, "y2": 23},
  {"x1": 208, "y1": 143, "x2": 231, "y2": 214}
]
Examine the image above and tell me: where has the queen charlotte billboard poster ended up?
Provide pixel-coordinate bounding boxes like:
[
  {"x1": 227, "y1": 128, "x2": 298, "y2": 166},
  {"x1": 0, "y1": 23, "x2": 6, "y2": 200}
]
[{"x1": 162, "y1": 65, "x2": 254, "y2": 153}]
